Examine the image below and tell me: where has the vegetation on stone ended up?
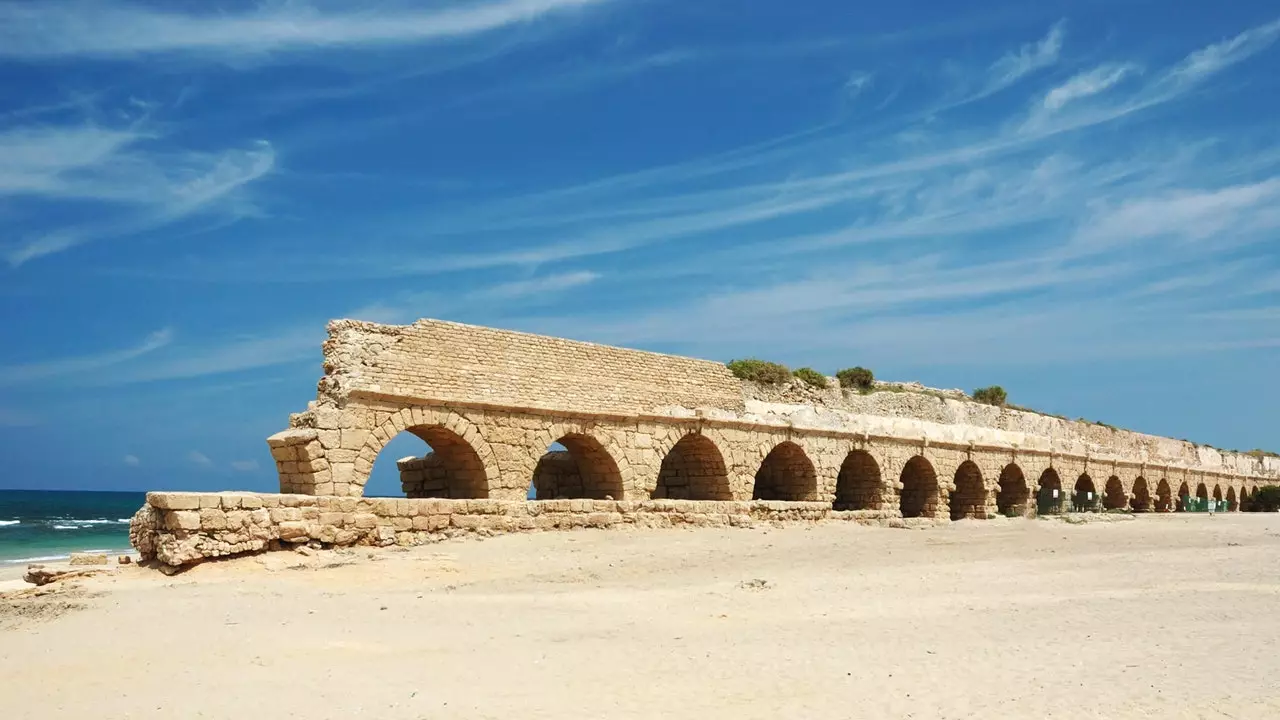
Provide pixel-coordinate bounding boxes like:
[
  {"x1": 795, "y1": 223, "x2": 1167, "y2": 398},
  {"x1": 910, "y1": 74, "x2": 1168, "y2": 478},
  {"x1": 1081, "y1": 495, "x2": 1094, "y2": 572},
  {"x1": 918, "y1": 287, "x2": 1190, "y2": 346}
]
[
  {"x1": 835, "y1": 366, "x2": 875, "y2": 391},
  {"x1": 727, "y1": 358, "x2": 792, "y2": 384},
  {"x1": 792, "y1": 367, "x2": 828, "y2": 388},
  {"x1": 972, "y1": 385, "x2": 1008, "y2": 406}
]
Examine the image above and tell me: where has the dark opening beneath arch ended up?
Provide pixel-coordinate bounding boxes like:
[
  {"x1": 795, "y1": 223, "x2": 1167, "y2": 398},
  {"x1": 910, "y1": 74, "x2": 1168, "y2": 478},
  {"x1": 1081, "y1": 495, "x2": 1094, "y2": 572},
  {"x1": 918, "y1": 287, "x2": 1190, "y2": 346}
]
[
  {"x1": 1104, "y1": 476, "x2": 1126, "y2": 510},
  {"x1": 384, "y1": 425, "x2": 488, "y2": 499},
  {"x1": 653, "y1": 434, "x2": 731, "y2": 501},
  {"x1": 996, "y1": 464, "x2": 1029, "y2": 517},
  {"x1": 530, "y1": 433, "x2": 624, "y2": 500},
  {"x1": 834, "y1": 450, "x2": 882, "y2": 511},
  {"x1": 752, "y1": 442, "x2": 817, "y2": 501},
  {"x1": 900, "y1": 456, "x2": 939, "y2": 519},
  {"x1": 1130, "y1": 477, "x2": 1151, "y2": 512},
  {"x1": 950, "y1": 461, "x2": 987, "y2": 521},
  {"x1": 1074, "y1": 474, "x2": 1097, "y2": 511}
]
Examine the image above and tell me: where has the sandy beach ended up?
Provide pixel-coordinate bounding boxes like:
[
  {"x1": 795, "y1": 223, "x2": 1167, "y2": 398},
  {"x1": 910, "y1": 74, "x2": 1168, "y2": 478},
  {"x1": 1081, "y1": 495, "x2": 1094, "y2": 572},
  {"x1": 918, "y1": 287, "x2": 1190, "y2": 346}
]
[{"x1": 2, "y1": 514, "x2": 1278, "y2": 719}]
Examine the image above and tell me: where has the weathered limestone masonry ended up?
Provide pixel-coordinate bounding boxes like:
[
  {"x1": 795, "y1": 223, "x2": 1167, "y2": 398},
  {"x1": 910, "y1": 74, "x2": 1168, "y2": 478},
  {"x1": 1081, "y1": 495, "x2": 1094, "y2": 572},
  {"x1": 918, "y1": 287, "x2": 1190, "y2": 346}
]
[{"x1": 130, "y1": 317, "x2": 1279, "y2": 567}]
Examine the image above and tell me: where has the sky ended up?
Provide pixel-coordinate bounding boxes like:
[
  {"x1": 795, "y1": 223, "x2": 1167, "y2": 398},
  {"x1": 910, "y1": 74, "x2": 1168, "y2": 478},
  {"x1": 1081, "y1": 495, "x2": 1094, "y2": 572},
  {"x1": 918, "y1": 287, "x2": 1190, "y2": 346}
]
[{"x1": 0, "y1": 0, "x2": 1277, "y2": 496}]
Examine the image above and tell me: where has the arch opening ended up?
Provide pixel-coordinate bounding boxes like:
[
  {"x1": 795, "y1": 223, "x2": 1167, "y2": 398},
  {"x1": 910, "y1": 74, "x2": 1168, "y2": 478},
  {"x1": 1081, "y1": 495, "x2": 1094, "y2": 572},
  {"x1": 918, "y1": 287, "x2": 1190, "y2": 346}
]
[
  {"x1": 530, "y1": 433, "x2": 624, "y2": 500},
  {"x1": 950, "y1": 460, "x2": 987, "y2": 521},
  {"x1": 1155, "y1": 479, "x2": 1172, "y2": 512},
  {"x1": 1196, "y1": 483, "x2": 1209, "y2": 501},
  {"x1": 996, "y1": 464, "x2": 1029, "y2": 517},
  {"x1": 653, "y1": 434, "x2": 731, "y2": 501},
  {"x1": 1212, "y1": 484, "x2": 1223, "y2": 502},
  {"x1": 1037, "y1": 468, "x2": 1064, "y2": 515},
  {"x1": 752, "y1": 442, "x2": 818, "y2": 501},
  {"x1": 1227, "y1": 486, "x2": 1238, "y2": 512},
  {"x1": 834, "y1": 450, "x2": 883, "y2": 511},
  {"x1": 1130, "y1": 477, "x2": 1151, "y2": 512},
  {"x1": 1104, "y1": 476, "x2": 1127, "y2": 510},
  {"x1": 1074, "y1": 474, "x2": 1098, "y2": 512},
  {"x1": 1177, "y1": 482, "x2": 1191, "y2": 512},
  {"x1": 374, "y1": 425, "x2": 489, "y2": 499},
  {"x1": 899, "y1": 456, "x2": 940, "y2": 519}
]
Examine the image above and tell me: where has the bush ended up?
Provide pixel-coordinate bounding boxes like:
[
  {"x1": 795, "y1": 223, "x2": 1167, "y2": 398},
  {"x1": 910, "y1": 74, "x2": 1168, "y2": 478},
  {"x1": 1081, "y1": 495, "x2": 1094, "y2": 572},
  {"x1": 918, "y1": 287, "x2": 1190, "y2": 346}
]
[
  {"x1": 792, "y1": 367, "x2": 828, "y2": 388},
  {"x1": 727, "y1": 358, "x2": 792, "y2": 384},
  {"x1": 973, "y1": 385, "x2": 1008, "y2": 406},
  {"x1": 836, "y1": 366, "x2": 875, "y2": 390},
  {"x1": 1249, "y1": 485, "x2": 1280, "y2": 512}
]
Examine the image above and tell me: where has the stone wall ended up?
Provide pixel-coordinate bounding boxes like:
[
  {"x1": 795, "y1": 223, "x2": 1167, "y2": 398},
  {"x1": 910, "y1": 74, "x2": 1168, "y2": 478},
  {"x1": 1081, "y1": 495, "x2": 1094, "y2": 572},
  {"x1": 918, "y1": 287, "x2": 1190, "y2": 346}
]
[
  {"x1": 316, "y1": 318, "x2": 744, "y2": 415},
  {"x1": 267, "y1": 317, "x2": 1277, "y2": 500},
  {"x1": 130, "y1": 492, "x2": 869, "y2": 569}
]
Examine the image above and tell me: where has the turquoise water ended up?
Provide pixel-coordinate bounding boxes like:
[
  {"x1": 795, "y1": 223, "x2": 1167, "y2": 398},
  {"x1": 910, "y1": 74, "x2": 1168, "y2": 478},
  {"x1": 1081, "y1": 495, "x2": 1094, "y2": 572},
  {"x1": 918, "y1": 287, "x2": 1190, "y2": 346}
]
[{"x1": 0, "y1": 489, "x2": 145, "y2": 563}]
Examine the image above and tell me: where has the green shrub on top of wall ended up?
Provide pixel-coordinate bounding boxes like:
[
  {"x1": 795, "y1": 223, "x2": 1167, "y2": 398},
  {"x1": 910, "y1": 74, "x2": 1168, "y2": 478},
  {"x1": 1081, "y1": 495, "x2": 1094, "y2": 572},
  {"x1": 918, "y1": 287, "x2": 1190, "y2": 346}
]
[
  {"x1": 727, "y1": 358, "x2": 792, "y2": 384},
  {"x1": 792, "y1": 367, "x2": 828, "y2": 389},
  {"x1": 973, "y1": 385, "x2": 1008, "y2": 406},
  {"x1": 836, "y1": 366, "x2": 875, "y2": 391}
]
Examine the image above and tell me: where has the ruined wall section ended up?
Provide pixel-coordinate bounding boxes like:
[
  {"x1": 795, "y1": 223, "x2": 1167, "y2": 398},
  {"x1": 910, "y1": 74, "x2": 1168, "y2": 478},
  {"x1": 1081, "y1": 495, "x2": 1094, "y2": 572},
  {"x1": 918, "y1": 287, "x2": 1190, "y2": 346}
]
[
  {"x1": 312, "y1": 318, "x2": 745, "y2": 417},
  {"x1": 742, "y1": 379, "x2": 1280, "y2": 480}
]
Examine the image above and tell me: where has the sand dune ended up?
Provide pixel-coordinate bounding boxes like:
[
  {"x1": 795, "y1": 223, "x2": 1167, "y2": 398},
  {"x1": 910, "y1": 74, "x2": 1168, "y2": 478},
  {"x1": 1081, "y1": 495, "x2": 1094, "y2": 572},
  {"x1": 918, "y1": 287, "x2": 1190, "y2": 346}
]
[{"x1": 2, "y1": 514, "x2": 1279, "y2": 719}]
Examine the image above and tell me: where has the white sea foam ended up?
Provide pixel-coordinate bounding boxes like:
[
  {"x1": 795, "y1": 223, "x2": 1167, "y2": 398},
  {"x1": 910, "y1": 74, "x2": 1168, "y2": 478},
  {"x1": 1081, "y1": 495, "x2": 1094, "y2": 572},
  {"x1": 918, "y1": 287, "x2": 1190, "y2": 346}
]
[
  {"x1": 0, "y1": 520, "x2": 19, "y2": 527},
  {"x1": 52, "y1": 525, "x2": 80, "y2": 530},
  {"x1": 4, "y1": 549, "x2": 126, "y2": 564},
  {"x1": 5, "y1": 554, "x2": 71, "y2": 564}
]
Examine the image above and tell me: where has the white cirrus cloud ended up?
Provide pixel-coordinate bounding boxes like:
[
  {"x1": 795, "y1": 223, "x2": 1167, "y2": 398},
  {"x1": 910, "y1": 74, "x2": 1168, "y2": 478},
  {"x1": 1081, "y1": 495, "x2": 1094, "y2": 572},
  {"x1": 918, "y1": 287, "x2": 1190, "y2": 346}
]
[
  {"x1": 0, "y1": 0, "x2": 614, "y2": 60},
  {"x1": 988, "y1": 21, "x2": 1065, "y2": 88},
  {"x1": 1042, "y1": 63, "x2": 1139, "y2": 111},
  {"x1": 0, "y1": 329, "x2": 173, "y2": 387},
  {"x1": 188, "y1": 451, "x2": 214, "y2": 468},
  {"x1": 123, "y1": 454, "x2": 141, "y2": 467},
  {"x1": 230, "y1": 460, "x2": 260, "y2": 472}
]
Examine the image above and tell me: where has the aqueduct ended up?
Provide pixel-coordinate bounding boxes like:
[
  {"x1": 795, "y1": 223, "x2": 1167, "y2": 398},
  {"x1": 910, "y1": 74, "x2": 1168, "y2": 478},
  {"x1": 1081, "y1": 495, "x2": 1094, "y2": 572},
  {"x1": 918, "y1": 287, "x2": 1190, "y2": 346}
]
[{"x1": 131, "y1": 318, "x2": 1280, "y2": 568}]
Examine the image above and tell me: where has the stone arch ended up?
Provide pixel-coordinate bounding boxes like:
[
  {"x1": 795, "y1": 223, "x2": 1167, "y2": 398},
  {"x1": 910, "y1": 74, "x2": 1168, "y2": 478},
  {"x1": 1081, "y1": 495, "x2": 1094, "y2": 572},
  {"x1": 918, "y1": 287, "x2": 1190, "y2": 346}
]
[
  {"x1": 1037, "y1": 468, "x2": 1064, "y2": 515},
  {"x1": 1239, "y1": 485, "x2": 1249, "y2": 510},
  {"x1": 1130, "y1": 477, "x2": 1152, "y2": 512},
  {"x1": 532, "y1": 432, "x2": 626, "y2": 500},
  {"x1": 834, "y1": 449, "x2": 882, "y2": 511},
  {"x1": 1104, "y1": 476, "x2": 1127, "y2": 510},
  {"x1": 1212, "y1": 484, "x2": 1223, "y2": 502},
  {"x1": 1196, "y1": 482, "x2": 1209, "y2": 501},
  {"x1": 1155, "y1": 479, "x2": 1172, "y2": 512},
  {"x1": 1074, "y1": 474, "x2": 1098, "y2": 511},
  {"x1": 1227, "y1": 486, "x2": 1238, "y2": 511},
  {"x1": 353, "y1": 407, "x2": 499, "y2": 498},
  {"x1": 950, "y1": 460, "x2": 987, "y2": 520},
  {"x1": 1176, "y1": 481, "x2": 1191, "y2": 512},
  {"x1": 392, "y1": 425, "x2": 490, "y2": 499},
  {"x1": 653, "y1": 433, "x2": 731, "y2": 501},
  {"x1": 752, "y1": 441, "x2": 818, "y2": 501},
  {"x1": 899, "y1": 455, "x2": 940, "y2": 519},
  {"x1": 996, "y1": 463, "x2": 1029, "y2": 516}
]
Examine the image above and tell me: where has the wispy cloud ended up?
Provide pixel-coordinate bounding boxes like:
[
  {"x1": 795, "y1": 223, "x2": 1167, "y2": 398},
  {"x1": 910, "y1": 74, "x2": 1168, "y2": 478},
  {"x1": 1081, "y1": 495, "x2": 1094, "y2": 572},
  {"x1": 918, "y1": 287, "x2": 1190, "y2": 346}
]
[
  {"x1": 0, "y1": 329, "x2": 173, "y2": 387},
  {"x1": 1041, "y1": 63, "x2": 1138, "y2": 112},
  {"x1": 988, "y1": 21, "x2": 1065, "y2": 89},
  {"x1": 0, "y1": 0, "x2": 614, "y2": 60},
  {"x1": 6, "y1": 140, "x2": 276, "y2": 266},
  {"x1": 188, "y1": 450, "x2": 213, "y2": 468},
  {"x1": 230, "y1": 459, "x2": 260, "y2": 472},
  {"x1": 844, "y1": 71, "x2": 874, "y2": 99},
  {"x1": 123, "y1": 454, "x2": 141, "y2": 467},
  {"x1": 1162, "y1": 19, "x2": 1280, "y2": 87}
]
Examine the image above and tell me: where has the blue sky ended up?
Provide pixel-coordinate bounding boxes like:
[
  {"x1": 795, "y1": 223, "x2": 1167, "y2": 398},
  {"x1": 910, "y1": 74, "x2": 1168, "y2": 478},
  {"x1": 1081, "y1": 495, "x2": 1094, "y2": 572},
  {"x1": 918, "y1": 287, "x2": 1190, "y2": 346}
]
[{"x1": 1, "y1": 0, "x2": 1278, "y2": 496}]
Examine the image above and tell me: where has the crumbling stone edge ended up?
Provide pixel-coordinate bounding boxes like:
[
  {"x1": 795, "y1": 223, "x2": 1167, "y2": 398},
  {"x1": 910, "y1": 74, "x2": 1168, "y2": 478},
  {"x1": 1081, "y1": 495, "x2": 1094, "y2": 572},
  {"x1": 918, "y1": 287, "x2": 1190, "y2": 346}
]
[{"x1": 130, "y1": 491, "x2": 936, "y2": 570}]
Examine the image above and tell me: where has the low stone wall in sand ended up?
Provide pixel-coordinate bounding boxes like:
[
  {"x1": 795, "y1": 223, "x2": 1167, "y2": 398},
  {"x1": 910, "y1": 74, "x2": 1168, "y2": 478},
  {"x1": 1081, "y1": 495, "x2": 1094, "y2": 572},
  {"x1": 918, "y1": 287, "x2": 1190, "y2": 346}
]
[{"x1": 130, "y1": 491, "x2": 901, "y2": 568}]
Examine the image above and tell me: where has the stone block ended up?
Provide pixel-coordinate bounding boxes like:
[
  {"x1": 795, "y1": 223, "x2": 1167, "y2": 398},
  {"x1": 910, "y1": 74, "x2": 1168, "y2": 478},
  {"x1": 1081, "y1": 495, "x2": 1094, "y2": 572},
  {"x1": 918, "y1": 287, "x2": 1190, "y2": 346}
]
[
  {"x1": 149, "y1": 492, "x2": 203, "y2": 510},
  {"x1": 199, "y1": 509, "x2": 227, "y2": 530},
  {"x1": 69, "y1": 552, "x2": 108, "y2": 566},
  {"x1": 278, "y1": 521, "x2": 310, "y2": 541},
  {"x1": 172, "y1": 511, "x2": 201, "y2": 531}
]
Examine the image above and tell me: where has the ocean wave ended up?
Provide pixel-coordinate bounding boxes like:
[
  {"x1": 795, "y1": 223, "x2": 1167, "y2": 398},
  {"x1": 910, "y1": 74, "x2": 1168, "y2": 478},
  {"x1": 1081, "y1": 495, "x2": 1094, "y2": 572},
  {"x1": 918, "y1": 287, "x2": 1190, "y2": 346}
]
[
  {"x1": 4, "y1": 549, "x2": 127, "y2": 565},
  {"x1": 0, "y1": 520, "x2": 19, "y2": 527},
  {"x1": 5, "y1": 554, "x2": 72, "y2": 564},
  {"x1": 51, "y1": 525, "x2": 80, "y2": 530}
]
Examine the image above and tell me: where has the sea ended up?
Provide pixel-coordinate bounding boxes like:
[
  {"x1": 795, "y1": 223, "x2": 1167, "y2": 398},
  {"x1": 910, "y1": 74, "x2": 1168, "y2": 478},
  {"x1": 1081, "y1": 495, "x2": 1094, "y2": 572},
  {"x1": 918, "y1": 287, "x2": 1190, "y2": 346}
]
[{"x1": 0, "y1": 489, "x2": 144, "y2": 564}]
